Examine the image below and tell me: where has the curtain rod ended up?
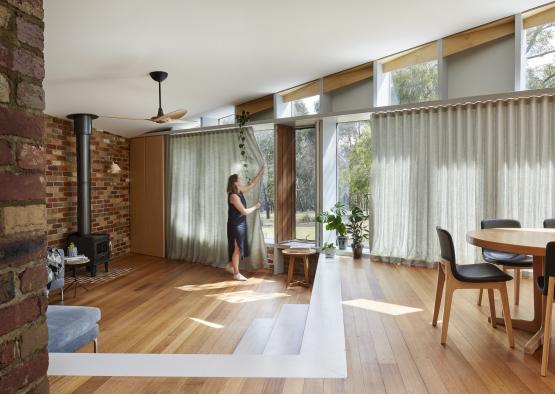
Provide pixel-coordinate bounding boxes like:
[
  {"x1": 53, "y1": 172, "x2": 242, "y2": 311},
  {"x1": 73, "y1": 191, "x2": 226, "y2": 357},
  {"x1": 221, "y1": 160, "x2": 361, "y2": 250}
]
[
  {"x1": 168, "y1": 125, "x2": 250, "y2": 137},
  {"x1": 372, "y1": 91, "x2": 555, "y2": 115}
]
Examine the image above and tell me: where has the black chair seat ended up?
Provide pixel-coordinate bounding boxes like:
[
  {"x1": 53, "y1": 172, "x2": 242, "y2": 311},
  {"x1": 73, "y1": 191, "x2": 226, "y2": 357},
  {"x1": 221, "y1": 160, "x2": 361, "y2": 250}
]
[
  {"x1": 457, "y1": 263, "x2": 513, "y2": 283},
  {"x1": 537, "y1": 276, "x2": 555, "y2": 296},
  {"x1": 537, "y1": 276, "x2": 546, "y2": 294},
  {"x1": 483, "y1": 250, "x2": 533, "y2": 267}
]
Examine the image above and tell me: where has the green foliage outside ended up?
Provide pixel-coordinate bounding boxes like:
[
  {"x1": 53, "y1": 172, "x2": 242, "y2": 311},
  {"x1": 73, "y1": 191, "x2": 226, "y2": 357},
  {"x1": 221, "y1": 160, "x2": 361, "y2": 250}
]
[
  {"x1": 295, "y1": 128, "x2": 316, "y2": 213},
  {"x1": 254, "y1": 127, "x2": 318, "y2": 241},
  {"x1": 254, "y1": 129, "x2": 275, "y2": 222},
  {"x1": 337, "y1": 121, "x2": 371, "y2": 208},
  {"x1": 526, "y1": 23, "x2": 555, "y2": 89},
  {"x1": 293, "y1": 96, "x2": 320, "y2": 116},
  {"x1": 390, "y1": 61, "x2": 438, "y2": 104}
]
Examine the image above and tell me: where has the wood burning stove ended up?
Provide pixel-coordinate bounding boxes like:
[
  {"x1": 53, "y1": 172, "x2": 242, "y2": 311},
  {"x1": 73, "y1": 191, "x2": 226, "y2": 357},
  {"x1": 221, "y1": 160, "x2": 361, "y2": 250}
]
[{"x1": 67, "y1": 113, "x2": 110, "y2": 277}]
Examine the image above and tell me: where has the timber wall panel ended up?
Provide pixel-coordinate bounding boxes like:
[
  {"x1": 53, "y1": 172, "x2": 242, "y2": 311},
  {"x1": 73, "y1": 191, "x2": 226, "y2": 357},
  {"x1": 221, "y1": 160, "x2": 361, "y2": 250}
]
[
  {"x1": 275, "y1": 125, "x2": 295, "y2": 241},
  {"x1": 130, "y1": 136, "x2": 165, "y2": 257}
]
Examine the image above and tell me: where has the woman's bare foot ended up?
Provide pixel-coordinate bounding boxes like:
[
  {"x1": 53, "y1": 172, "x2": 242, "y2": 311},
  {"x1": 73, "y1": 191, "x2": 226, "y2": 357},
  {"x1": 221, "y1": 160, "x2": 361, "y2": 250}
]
[{"x1": 233, "y1": 272, "x2": 247, "y2": 281}]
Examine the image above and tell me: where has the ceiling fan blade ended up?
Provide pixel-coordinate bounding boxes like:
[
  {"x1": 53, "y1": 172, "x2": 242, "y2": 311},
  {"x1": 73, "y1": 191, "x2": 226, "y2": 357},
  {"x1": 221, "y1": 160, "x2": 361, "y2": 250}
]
[
  {"x1": 101, "y1": 115, "x2": 150, "y2": 121},
  {"x1": 151, "y1": 109, "x2": 188, "y2": 123}
]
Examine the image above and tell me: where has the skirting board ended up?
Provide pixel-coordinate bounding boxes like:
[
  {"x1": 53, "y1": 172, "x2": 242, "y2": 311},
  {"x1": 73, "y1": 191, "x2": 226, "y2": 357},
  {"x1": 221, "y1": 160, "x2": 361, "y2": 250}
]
[{"x1": 48, "y1": 256, "x2": 347, "y2": 378}]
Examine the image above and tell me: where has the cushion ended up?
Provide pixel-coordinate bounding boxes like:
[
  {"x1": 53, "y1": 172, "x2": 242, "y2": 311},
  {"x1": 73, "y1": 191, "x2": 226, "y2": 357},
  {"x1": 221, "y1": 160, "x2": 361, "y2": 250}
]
[
  {"x1": 456, "y1": 263, "x2": 513, "y2": 283},
  {"x1": 483, "y1": 249, "x2": 533, "y2": 267},
  {"x1": 47, "y1": 305, "x2": 101, "y2": 353}
]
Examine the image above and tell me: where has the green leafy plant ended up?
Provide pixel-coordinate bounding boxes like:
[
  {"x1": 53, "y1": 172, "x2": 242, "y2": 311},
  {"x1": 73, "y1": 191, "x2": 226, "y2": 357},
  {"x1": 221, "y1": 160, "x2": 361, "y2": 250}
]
[
  {"x1": 315, "y1": 202, "x2": 347, "y2": 236},
  {"x1": 322, "y1": 242, "x2": 335, "y2": 250},
  {"x1": 346, "y1": 206, "x2": 369, "y2": 246},
  {"x1": 235, "y1": 110, "x2": 251, "y2": 182}
]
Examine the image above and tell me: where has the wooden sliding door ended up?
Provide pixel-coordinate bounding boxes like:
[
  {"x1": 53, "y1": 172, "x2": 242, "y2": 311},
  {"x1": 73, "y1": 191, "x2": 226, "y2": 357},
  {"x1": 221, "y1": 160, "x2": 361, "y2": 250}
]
[{"x1": 130, "y1": 136, "x2": 165, "y2": 257}]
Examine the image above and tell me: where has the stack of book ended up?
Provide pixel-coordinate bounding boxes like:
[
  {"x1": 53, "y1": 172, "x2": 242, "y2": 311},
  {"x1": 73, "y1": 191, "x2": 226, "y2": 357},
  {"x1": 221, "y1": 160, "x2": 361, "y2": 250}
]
[{"x1": 64, "y1": 255, "x2": 89, "y2": 264}]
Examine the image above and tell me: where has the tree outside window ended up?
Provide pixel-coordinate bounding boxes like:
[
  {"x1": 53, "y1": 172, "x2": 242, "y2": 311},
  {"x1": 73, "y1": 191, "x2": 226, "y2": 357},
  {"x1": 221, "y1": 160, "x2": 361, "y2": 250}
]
[
  {"x1": 337, "y1": 120, "x2": 372, "y2": 247},
  {"x1": 292, "y1": 95, "x2": 320, "y2": 117},
  {"x1": 254, "y1": 129, "x2": 275, "y2": 242},
  {"x1": 526, "y1": 22, "x2": 555, "y2": 89},
  {"x1": 390, "y1": 61, "x2": 439, "y2": 105},
  {"x1": 295, "y1": 127, "x2": 317, "y2": 240}
]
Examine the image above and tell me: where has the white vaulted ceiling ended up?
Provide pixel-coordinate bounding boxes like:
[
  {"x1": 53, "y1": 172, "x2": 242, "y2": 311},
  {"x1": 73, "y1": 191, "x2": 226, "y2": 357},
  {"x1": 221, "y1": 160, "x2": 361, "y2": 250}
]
[{"x1": 44, "y1": 0, "x2": 549, "y2": 137}]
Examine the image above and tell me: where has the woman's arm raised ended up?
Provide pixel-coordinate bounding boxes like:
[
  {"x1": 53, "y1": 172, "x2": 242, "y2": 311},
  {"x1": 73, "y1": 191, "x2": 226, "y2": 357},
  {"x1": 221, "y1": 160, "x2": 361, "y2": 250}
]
[{"x1": 240, "y1": 165, "x2": 265, "y2": 194}]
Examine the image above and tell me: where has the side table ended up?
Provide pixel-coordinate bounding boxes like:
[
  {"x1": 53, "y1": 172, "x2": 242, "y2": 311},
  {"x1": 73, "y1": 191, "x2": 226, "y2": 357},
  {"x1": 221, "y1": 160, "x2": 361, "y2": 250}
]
[{"x1": 64, "y1": 258, "x2": 91, "y2": 298}]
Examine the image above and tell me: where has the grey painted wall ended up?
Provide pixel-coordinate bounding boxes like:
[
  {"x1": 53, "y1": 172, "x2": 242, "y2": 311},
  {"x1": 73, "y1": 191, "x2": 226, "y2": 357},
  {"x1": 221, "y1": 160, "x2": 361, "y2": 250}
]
[
  {"x1": 446, "y1": 35, "x2": 515, "y2": 99},
  {"x1": 329, "y1": 78, "x2": 373, "y2": 112},
  {"x1": 250, "y1": 108, "x2": 274, "y2": 121}
]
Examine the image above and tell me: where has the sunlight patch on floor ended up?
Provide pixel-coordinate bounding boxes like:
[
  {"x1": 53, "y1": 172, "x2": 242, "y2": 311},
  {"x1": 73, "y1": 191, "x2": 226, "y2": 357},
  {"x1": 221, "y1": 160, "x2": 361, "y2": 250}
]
[
  {"x1": 206, "y1": 290, "x2": 290, "y2": 304},
  {"x1": 175, "y1": 277, "x2": 275, "y2": 292},
  {"x1": 343, "y1": 298, "x2": 423, "y2": 316},
  {"x1": 189, "y1": 317, "x2": 224, "y2": 329}
]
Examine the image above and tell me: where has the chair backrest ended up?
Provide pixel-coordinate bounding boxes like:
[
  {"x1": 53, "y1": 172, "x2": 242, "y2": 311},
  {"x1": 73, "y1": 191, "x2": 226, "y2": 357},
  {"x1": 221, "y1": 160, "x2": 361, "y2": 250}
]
[
  {"x1": 436, "y1": 227, "x2": 462, "y2": 280},
  {"x1": 542, "y1": 242, "x2": 555, "y2": 295},
  {"x1": 544, "y1": 219, "x2": 555, "y2": 229},
  {"x1": 481, "y1": 219, "x2": 521, "y2": 230},
  {"x1": 481, "y1": 219, "x2": 521, "y2": 259}
]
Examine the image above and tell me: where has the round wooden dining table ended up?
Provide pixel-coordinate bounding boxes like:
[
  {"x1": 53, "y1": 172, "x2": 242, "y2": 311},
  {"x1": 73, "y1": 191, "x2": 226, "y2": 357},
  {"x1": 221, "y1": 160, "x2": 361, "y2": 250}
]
[{"x1": 467, "y1": 228, "x2": 555, "y2": 354}]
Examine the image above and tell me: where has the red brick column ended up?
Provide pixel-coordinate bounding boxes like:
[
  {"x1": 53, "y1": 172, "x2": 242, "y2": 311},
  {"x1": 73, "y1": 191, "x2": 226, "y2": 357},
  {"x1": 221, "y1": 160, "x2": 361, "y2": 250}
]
[{"x1": 0, "y1": 0, "x2": 49, "y2": 392}]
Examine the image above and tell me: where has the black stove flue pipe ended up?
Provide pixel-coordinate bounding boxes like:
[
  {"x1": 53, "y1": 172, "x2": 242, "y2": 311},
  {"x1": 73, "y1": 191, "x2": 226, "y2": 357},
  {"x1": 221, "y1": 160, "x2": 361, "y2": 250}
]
[{"x1": 66, "y1": 113, "x2": 98, "y2": 236}]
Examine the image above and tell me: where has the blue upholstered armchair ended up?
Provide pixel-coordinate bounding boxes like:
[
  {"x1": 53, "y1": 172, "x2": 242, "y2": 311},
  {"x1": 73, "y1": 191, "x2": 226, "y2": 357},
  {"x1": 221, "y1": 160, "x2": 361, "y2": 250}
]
[{"x1": 47, "y1": 248, "x2": 65, "y2": 301}]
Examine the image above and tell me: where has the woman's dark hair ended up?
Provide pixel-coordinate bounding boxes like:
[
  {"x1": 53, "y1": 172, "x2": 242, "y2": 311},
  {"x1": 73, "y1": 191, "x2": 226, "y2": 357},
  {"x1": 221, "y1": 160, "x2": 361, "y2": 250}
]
[{"x1": 227, "y1": 174, "x2": 240, "y2": 194}]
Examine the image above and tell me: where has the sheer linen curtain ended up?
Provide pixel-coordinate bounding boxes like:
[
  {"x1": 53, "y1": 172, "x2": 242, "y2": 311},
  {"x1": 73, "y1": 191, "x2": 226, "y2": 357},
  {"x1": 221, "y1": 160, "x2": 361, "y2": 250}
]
[
  {"x1": 166, "y1": 127, "x2": 268, "y2": 269},
  {"x1": 371, "y1": 95, "x2": 555, "y2": 266}
]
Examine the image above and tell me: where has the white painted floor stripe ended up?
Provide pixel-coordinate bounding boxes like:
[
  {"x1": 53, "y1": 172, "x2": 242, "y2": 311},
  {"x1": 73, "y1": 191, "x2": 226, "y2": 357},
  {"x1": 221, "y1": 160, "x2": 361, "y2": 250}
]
[{"x1": 48, "y1": 256, "x2": 347, "y2": 378}]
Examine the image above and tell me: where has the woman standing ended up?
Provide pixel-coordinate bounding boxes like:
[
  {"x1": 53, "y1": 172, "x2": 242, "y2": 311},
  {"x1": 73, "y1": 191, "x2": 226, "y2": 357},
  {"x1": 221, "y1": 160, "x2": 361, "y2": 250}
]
[{"x1": 226, "y1": 166, "x2": 265, "y2": 280}]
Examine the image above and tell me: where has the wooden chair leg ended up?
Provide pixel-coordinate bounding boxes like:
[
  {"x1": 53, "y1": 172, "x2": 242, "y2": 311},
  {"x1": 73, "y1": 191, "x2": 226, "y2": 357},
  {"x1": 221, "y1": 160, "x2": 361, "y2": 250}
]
[
  {"x1": 499, "y1": 285, "x2": 514, "y2": 348},
  {"x1": 286, "y1": 256, "x2": 295, "y2": 287},
  {"x1": 303, "y1": 256, "x2": 309, "y2": 285},
  {"x1": 477, "y1": 289, "x2": 483, "y2": 306},
  {"x1": 514, "y1": 268, "x2": 520, "y2": 306},
  {"x1": 441, "y1": 284, "x2": 454, "y2": 345},
  {"x1": 432, "y1": 266, "x2": 445, "y2": 327},
  {"x1": 93, "y1": 338, "x2": 98, "y2": 353},
  {"x1": 541, "y1": 278, "x2": 555, "y2": 376},
  {"x1": 487, "y1": 289, "x2": 497, "y2": 328}
]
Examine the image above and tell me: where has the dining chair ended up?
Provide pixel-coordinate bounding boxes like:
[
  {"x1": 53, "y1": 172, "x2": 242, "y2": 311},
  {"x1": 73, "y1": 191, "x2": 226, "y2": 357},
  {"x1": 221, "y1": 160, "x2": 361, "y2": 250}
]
[
  {"x1": 545, "y1": 219, "x2": 555, "y2": 229},
  {"x1": 433, "y1": 227, "x2": 514, "y2": 347},
  {"x1": 538, "y1": 242, "x2": 555, "y2": 376},
  {"x1": 477, "y1": 219, "x2": 533, "y2": 306}
]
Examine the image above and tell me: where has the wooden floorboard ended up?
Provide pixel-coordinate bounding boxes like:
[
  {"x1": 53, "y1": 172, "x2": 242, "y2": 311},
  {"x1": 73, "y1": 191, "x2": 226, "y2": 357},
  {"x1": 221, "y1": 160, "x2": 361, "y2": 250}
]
[{"x1": 49, "y1": 254, "x2": 555, "y2": 393}]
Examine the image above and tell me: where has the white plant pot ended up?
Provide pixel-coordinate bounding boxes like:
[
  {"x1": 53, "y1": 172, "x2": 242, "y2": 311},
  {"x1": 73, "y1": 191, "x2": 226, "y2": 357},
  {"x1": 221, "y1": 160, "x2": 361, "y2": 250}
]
[{"x1": 324, "y1": 248, "x2": 336, "y2": 258}]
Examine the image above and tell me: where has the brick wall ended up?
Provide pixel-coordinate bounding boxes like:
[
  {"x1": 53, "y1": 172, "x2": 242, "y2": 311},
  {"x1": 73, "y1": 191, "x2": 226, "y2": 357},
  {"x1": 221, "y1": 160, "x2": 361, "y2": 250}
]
[
  {"x1": 0, "y1": 0, "x2": 50, "y2": 393},
  {"x1": 45, "y1": 115, "x2": 130, "y2": 258}
]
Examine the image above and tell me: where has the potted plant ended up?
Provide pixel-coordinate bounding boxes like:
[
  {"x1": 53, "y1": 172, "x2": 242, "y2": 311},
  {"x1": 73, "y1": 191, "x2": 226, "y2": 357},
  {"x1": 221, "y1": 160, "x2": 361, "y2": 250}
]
[
  {"x1": 321, "y1": 242, "x2": 336, "y2": 258},
  {"x1": 315, "y1": 202, "x2": 348, "y2": 250},
  {"x1": 346, "y1": 206, "x2": 369, "y2": 259}
]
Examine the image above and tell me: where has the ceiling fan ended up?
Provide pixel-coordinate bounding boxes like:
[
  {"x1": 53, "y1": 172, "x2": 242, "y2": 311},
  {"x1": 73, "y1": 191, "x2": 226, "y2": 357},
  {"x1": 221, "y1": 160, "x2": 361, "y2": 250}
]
[{"x1": 102, "y1": 71, "x2": 190, "y2": 124}]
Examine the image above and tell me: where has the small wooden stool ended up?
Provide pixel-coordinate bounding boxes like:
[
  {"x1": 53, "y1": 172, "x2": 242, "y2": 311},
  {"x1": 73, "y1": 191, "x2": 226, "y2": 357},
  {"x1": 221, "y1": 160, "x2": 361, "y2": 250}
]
[{"x1": 282, "y1": 248, "x2": 317, "y2": 288}]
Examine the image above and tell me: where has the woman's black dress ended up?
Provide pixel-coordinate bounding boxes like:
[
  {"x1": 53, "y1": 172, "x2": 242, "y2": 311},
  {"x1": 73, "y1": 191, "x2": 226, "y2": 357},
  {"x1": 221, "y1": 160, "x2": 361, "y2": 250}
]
[{"x1": 227, "y1": 192, "x2": 250, "y2": 260}]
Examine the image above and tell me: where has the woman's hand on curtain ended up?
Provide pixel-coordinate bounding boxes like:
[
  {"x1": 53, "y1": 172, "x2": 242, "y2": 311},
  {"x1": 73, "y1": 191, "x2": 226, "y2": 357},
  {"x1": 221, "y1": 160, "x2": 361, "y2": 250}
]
[
  {"x1": 241, "y1": 165, "x2": 265, "y2": 194},
  {"x1": 230, "y1": 194, "x2": 260, "y2": 216}
]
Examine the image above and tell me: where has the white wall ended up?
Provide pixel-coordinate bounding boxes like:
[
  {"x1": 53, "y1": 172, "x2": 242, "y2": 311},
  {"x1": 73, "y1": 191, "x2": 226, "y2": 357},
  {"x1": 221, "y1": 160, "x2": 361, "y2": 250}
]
[
  {"x1": 447, "y1": 36, "x2": 515, "y2": 99},
  {"x1": 329, "y1": 79, "x2": 373, "y2": 113}
]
